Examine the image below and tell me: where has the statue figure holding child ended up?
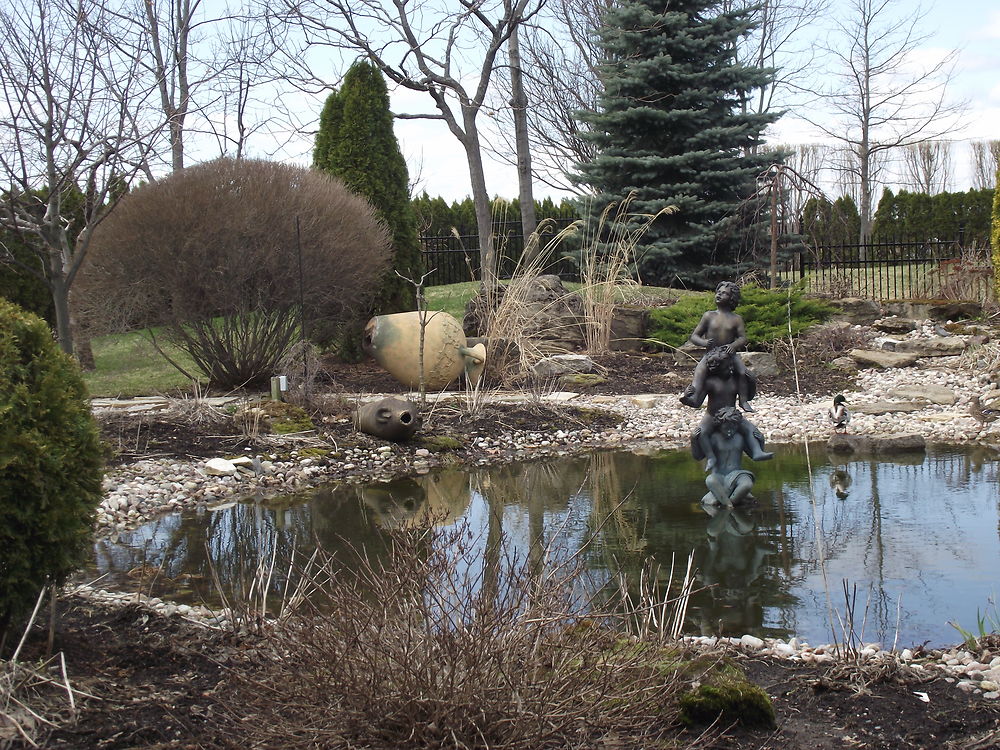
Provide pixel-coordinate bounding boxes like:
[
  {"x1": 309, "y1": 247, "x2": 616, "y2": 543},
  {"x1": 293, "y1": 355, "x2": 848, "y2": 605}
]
[{"x1": 679, "y1": 282, "x2": 773, "y2": 506}]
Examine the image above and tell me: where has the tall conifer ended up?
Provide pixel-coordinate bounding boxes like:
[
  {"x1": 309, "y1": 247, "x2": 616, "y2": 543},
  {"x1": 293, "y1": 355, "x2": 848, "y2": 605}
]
[
  {"x1": 574, "y1": 0, "x2": 779, "y2": 288},
  {"x1": 314, "y1": 62, "x2": 422, "y2": 312}
]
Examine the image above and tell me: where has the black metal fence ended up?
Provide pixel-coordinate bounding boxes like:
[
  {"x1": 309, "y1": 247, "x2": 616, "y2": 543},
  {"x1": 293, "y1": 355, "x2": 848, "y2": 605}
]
[
  {"x1": 422, "y1": 228, "x2": 995, "y2": 302},
  {"x1": 419, "y1": 218, "x2": 578, "y2": 286},
  {"x1": 788, "y1": 238, "x2": 994, "y2": 302}
]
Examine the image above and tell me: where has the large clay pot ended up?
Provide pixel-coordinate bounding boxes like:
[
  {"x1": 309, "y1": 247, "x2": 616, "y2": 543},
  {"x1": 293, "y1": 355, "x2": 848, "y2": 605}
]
[
  {"x1": 354, "y1": 397, "x2": 420, "y2": 442},
  {"x1": 363, "y1": 311, "x2": 486, "y2": 390}
]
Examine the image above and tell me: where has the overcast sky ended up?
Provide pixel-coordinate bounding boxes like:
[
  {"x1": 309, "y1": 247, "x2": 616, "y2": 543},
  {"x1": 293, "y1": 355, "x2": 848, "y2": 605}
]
[{"x1": 382, "y1": 0, "x2": 1000, "y2": 202}]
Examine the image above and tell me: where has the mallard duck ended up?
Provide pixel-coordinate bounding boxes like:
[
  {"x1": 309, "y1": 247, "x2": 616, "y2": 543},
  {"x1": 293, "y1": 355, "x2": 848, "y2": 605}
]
[
  {"x1": 969, "y1": 395, "x2": 1000, "y2": 425},
  {"x1": 828, "y1": 394, "x2": 850, "y2": 433}
]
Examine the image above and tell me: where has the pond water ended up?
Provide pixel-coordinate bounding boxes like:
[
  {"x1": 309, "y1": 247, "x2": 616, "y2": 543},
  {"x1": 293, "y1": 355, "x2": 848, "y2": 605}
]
[{"x1": 90, "y1": 444, "x2": 1000, "y2": 647}]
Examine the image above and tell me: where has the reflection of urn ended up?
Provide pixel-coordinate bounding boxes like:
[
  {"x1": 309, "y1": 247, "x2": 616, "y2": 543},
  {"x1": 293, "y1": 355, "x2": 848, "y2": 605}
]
[
  {"x1": 363, "y1": 311, "x2": 486, "y2": 390},
  {"x1": 354, "y1": 397, "x2": 420, "y2": 442}
]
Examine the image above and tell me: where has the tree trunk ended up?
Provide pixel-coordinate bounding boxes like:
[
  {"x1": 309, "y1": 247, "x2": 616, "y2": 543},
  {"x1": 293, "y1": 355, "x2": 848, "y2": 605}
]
[
  {"x1": 49, "y1": 273, "x2": 73, "y2": 356},
  {"x1": 462, "y1": 108, "x2": 497, "y2": 288},
  {"x1": 508, "y1": 24, "x2": 538, "y2": 262}
]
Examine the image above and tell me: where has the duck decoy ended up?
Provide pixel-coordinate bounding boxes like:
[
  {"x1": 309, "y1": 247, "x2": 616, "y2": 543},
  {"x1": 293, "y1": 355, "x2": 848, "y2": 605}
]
[{"x1": 828, "y1": 394, "x2": 850, "y2": 433}]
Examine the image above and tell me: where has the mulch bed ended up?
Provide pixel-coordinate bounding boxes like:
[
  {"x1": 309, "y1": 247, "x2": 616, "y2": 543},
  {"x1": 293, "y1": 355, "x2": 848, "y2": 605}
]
[{"x1": 22, "y1": 596, "x2": 1000, "y2": 749}]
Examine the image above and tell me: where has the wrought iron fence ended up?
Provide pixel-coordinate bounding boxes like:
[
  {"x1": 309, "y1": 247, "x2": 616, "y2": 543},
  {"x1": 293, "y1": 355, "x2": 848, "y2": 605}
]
[
  {"x1": 419, "y1": 218, "x2": 578, "y2": 286},
  {"x1": 422, "y1": 228, "x2": 995, "y2": 302},
  {"x1": 786, "y1": 238, "x2": 994, "y2": 302}
]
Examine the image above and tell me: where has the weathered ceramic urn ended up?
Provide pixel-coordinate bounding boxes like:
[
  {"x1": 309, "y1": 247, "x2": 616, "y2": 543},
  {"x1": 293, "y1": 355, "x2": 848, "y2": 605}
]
[
  {"x1": 354, "y1": 396, "x2": 421, "y2": 442},
  {"x1": 363, "y1": 311, "x2": 487, "y2": 390}
]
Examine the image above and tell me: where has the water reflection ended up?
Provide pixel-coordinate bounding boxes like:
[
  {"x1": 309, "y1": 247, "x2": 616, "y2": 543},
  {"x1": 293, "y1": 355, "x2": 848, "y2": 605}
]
[{"x1": 88, "y1": 445, "x2": 1000, "y2": 647}]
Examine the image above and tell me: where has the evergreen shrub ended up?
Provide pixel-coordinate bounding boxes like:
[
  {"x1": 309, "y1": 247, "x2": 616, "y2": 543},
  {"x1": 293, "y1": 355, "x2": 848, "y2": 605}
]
[
  {"x1": 647, "y1": 286, "x2": 834, "y2": 349},
  {"x1": 0, "y1": 299, "x2": 102, "y2": 635}
]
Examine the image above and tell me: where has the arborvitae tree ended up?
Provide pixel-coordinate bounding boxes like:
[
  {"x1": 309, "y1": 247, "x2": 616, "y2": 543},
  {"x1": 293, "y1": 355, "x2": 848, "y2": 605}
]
[
  {"x1": 992, "y1": 171, "x2": 1000, "y2": 296},
  {"x1": 313, "y1": 90, "x2": 344, "y2": 173},
  {"x1": 573, "y1": 0, "x2": 779, "y2": 288},
  {"x1": 314, "y1": 62, "x2": 422, "y2": 313},
  {"x1": 872, "y1": 188, "x2": 993, "y2": 245},
  {"x1": 801, "y1": 195, "x2": 861, "y2": 247},
  {"x1": 0, "y1": 229, "x2": 54, "y2": 325}
]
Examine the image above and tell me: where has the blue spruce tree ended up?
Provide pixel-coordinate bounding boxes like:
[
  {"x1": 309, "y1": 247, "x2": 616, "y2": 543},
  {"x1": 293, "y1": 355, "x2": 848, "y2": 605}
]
[{"x1": 574, "y1": 0, "x2": 780, "y2": 288}]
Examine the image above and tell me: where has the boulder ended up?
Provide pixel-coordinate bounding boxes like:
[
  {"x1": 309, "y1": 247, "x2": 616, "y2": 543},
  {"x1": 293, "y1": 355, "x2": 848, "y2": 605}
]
[
  {"x1": 828, "y1": 298, "x2": 881, "y2": 325},
  {"x1": 882, "y1": 300, "x2": 982, "y2": 321},
  {"x1": 888, "y1": 384, "x2": 957, "y2": 405},
  {"x1": 740, "y1": 351, "x2": 779, "y2": 378},
  {"x1": 849, "y1": 349, "x2": 920, "y2": 369},
  {"x1": 609, "y1": 306, "x2": 649, "y2": 351},
  {"x1": 674, "y1": 343, "x2": 706, "y2": 366},
  {"x1": 532, "y1": 353, "x2": 597, "y2": 378},
  {"x1": 851, "y1": 401, "x2": 924, "y2": 415},
  {"x1": 830, "y1": 356, "x2": 859, "y2": 374},
  {"x1": 893, "y1": 336, "x2": 967, "y2": 357},
  {"x1": 873, "y1": 316, "x2": 917, "y2": 334},
  {"x1": 204, "y1": 458, "x2": 238, "y2": 476}
]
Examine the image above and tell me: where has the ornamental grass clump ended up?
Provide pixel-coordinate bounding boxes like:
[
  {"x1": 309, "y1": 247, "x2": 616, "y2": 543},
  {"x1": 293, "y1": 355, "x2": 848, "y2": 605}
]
[{"x1": 0, "y1": 300, "x2": 103, "y2": 639}]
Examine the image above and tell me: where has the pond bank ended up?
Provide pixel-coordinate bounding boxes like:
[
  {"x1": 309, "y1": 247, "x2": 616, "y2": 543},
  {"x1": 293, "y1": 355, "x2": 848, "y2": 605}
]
[{"x1": 93, "y1": 353, "x2": 999, "y2": 535}]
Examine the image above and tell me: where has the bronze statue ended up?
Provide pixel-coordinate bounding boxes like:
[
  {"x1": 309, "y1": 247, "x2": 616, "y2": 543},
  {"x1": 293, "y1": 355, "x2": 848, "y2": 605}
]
[
  {"x1": 692, "y1": 407, "x2": 765, "y2": 506},
  {"x1": 679, "y1": 282, "x2": 772, "y2": 505},
  {"x1": 680, "y1": 281, "x2": 755, "y2": 412}
]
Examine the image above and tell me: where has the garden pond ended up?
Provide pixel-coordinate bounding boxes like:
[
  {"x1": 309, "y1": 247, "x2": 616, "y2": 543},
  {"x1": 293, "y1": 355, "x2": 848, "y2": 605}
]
[{"x1": 90, "y1": 444, "x2": 1000, "y2": 647}]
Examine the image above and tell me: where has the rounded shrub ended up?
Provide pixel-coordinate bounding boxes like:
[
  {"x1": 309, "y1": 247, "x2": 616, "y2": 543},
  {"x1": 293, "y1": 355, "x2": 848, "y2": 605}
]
[
  {"x1": 0, "y1": 299, "x2": 103, "y2": 635},
  {"x1": 78, "y1": 158, "x2": 392, "y2": 389}
]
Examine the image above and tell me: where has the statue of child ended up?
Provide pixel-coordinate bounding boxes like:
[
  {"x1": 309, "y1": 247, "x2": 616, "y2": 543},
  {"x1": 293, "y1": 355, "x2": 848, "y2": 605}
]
[
  {"x1": 679, "y1": 281, "x2": 755, "y2": 412},
  {"x1": 689, "y1": 349, "x2": 772, "y2": 474}
]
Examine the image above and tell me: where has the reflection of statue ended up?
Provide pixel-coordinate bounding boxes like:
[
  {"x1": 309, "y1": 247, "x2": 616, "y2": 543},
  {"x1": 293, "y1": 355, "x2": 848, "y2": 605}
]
[
  {"x1": 694, "y1": 503, "x2": 772, "y2": 636},
  {"x1": 679, "y1": 281, "x2": 772, "y2": 506},
  {"x1": 680, "y1": 281, "x2": 756, "y2": 412}
]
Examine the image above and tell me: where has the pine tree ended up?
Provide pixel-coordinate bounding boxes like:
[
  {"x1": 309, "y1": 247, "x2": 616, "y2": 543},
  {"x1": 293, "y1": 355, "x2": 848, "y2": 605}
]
[
  {"x1": 573, "y1": 0, "x2": 779, "y2": 288},
  {"x1": 314, "y1": 62, "x2": 422, "y2": 313}
]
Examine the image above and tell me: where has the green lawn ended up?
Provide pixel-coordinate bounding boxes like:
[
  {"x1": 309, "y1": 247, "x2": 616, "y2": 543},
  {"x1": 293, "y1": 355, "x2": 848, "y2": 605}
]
[
  {"x1": 85, "y1": 281, "x2": 684, "y2": 397},
  {"x1": 84, "y1": 329, "x2": 202, "y2": 398}
]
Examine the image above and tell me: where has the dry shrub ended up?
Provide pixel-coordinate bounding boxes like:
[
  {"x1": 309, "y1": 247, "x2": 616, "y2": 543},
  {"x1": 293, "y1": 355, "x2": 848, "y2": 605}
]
[
  {"x1": 227, "y1": 522, "x2": 693, "y2": 750},
  {"x1": 924, "y1": 246, "x2": 996, "y2": 302},
  {"x1": 77, "y1": 158, "x2": 391, "y2": 389},
  {"x1": 472, "y1": 231, "x2": 586, "y2": 386}
]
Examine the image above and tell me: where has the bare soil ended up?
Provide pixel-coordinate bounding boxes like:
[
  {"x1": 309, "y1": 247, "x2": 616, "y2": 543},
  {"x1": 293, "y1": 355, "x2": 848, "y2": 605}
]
[{"x1": 15, "y1": 351, "x2": 999, "y2": 749}]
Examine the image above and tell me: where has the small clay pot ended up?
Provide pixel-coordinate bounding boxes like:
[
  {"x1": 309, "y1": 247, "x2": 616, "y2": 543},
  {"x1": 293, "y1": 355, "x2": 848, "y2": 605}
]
[{"x1": 354, "y1": 397, "x2": 420, "y2": 442}]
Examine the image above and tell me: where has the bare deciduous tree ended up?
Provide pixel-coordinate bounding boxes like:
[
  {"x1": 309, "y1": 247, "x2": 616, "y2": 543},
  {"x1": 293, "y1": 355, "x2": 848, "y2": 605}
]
[
  {"x1": 0, "y1": 0, "x2": 160, "y2": 355},
  {"x1": 724, "y1": 0, "x2": 829, "y2": 119},
  {"x1": 970, "y1": 139, "x2": 1000, "y2": 190},
  {"x1": 487, "y1": 0, "x2": 606, "y2": 195},
  {"x1": 270, "y1": 0, "x2": 543, "y2": 288},
  {"x1": 809, "y1": 0, "x2": 965, "y2": 244},
  {"x1": 901, "y1": 140, "x2": 952, "y2": 194}
]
